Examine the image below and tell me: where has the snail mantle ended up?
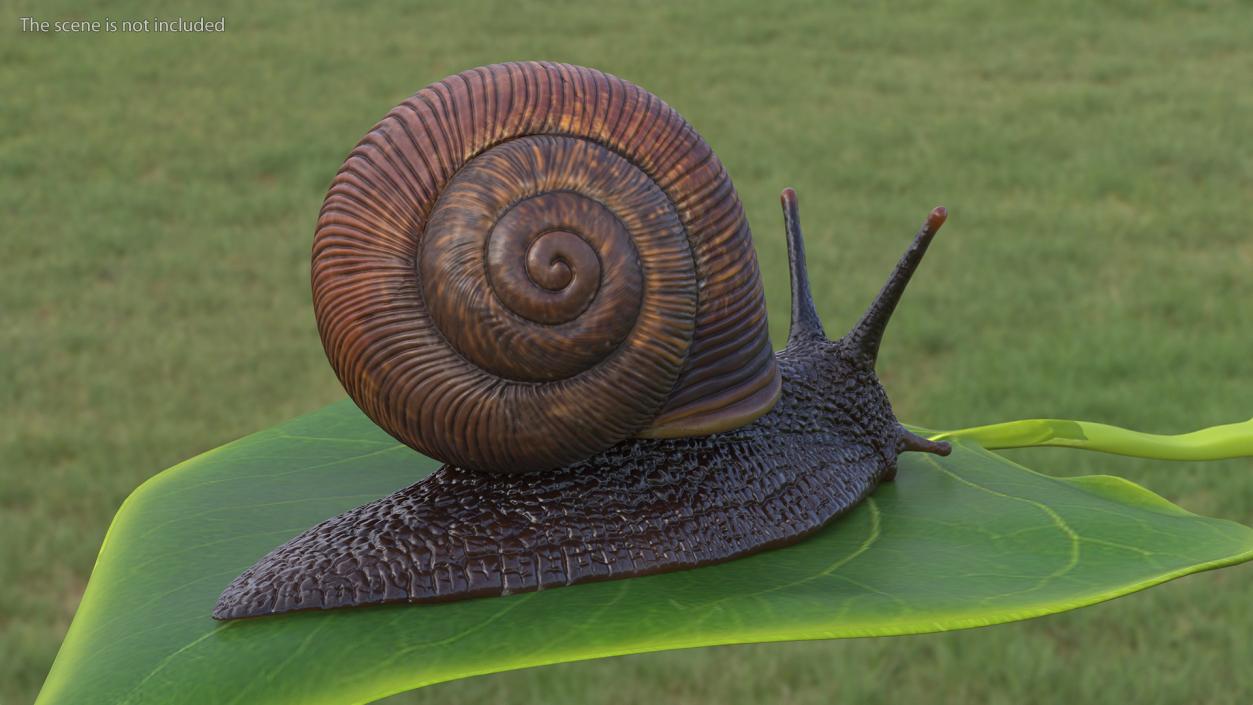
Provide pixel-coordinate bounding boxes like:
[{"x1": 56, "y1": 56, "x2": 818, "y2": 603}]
[{"x1": 213, "y1": 62, "x2": 950, "y2": 620}]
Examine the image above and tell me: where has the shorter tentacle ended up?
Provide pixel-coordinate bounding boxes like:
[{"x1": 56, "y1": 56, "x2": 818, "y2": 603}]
[
  {"x1": 881, "y1": 428, "x2": 951, "y2": 482},
  {"x1": 899, "y1": 428, "x2": 952, "y2": 456}
]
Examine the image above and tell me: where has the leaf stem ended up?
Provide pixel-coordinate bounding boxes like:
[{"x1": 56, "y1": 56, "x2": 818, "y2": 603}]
[{"x1": 922, "y1": 417, "x2": 1253, "y2": 461}]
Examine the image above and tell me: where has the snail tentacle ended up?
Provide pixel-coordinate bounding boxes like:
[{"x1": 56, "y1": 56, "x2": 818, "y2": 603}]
[
  {"x1": 899, "y1": 428, "x2": 952, "y2": 456},
  {"x1": 781, "y1": 188, "x2": 826, "y2": 345},
  {"x1": 846, "y1": 206, "x2": 948, "y2": 364}
]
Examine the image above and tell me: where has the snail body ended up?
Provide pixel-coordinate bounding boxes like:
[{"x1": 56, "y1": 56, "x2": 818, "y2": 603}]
[{"x1": 214, "y1": 63, "x2": 950, "y2": 620}]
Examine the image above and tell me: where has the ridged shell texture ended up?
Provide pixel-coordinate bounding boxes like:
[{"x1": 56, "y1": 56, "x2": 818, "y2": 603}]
[{"x1": 312, "y1": 62, "x2": 779, "y2": 473}]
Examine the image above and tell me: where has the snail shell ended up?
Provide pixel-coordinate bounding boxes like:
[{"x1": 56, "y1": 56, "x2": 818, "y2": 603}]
[{"x1": 313, "y1": 61, "x2": 780, "y2": 473}]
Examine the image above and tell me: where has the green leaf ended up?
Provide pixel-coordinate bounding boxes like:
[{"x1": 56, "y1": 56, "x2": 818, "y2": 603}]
[{"x1": 37, "y1": 401, "x2": 1253, "y2": 705}]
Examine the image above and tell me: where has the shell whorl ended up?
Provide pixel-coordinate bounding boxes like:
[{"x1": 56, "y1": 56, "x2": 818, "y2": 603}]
[{"x1": 312, "y1": 62, "x2": 780, "y2": 473}]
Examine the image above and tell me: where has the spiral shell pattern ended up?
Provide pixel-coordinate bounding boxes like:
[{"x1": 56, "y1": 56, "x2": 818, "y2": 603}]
[{"x1": 313, "y1": 62, "x2": 780, "y2": 473}]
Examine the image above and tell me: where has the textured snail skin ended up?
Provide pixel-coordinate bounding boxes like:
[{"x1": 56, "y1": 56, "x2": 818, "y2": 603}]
[{"x1": 213, "y1": 195, "x2": 952, "y2": 620}]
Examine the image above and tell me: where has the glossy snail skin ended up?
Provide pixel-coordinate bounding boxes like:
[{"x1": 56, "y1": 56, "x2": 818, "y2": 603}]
[
  {"x1": 213, "y1": 192, "x2": 951, "y2": 620},
  {"x1": 312, "y1": 62, "x2": 779, "y2": 474}
]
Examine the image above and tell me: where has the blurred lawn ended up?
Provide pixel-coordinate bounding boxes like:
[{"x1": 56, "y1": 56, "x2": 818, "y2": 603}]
[{"x1": 2, "y1": 0, "x2": 1250, "y2": 703}]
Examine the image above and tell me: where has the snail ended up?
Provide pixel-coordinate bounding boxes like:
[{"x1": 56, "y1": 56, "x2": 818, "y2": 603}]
[{"x1": 213, "y1": 62, "x2": 952, "y2": 620}]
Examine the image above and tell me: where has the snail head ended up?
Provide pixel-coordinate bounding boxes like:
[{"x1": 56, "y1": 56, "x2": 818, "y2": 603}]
[{"x1": 779, "y1": 188, "x2": 951, "y2": 458}]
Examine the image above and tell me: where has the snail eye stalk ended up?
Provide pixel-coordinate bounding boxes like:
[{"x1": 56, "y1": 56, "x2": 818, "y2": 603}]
[
  {"x1": 845, "y1": 206, "x2": 948, "y2": 364},
  {"x1": 781, "y1": 188, "x2": 825, "y2": 345}
]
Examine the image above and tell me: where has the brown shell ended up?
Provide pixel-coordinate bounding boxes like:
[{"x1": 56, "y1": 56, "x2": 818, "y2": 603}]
[{"x1": 312, "y1": 62, "x2": 780, "y2": 473}]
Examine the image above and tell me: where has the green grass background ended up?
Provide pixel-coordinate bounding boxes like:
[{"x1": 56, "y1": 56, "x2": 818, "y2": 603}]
[{"x1": 3, "y1": 0, "x2": 1250, "y2": 703}]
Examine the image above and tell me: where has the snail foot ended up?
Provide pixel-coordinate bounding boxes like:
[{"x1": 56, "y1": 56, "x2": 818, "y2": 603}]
[
  {"x1": 213, "y1": 348, "x2": 900, "y2": 620},
  {"x1": 212, "y1": 440, "x2": 885, "y2": 619}
]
